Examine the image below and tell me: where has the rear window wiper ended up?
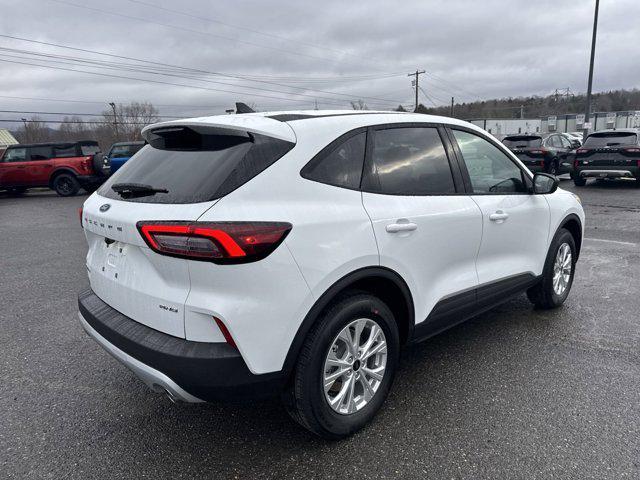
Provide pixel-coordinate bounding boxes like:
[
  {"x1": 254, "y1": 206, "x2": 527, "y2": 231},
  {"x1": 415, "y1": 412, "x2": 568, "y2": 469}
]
[{"x1": 111, "y1": 182, "x2": 169, "y2": 198}]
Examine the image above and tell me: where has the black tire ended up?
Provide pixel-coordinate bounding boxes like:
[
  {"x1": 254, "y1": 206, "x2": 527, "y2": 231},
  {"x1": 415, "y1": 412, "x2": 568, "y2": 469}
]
[
  {"x1": 573, "y1": 176, "x2": 586, "y2": 186},
  {"x1": 52, "y1": 173, "x2": 80, "y2": 197},
  {"x1": 283, "y1": 291, "x2": 400, "y2": 439},
  {"x1": 527, "y1": 228, "x2": 577, "y2": 309}
]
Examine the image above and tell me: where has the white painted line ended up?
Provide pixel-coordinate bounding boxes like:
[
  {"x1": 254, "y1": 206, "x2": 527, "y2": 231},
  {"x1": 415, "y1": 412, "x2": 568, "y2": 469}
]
[{"x1": 584, "y1": 237, "x2": 638, "y2": 247}]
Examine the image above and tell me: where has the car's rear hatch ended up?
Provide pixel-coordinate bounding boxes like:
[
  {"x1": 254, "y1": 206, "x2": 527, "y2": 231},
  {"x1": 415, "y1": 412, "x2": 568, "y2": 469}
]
[
  {"x1": 503, "y1": 136, "x2": 546, "y2": 167},
  {"x1": 82, "y1": 115, "x2": 295, "y2": 338},
  {"x1": 577, "y1": 132, "x2": 640, "y2": 168}
]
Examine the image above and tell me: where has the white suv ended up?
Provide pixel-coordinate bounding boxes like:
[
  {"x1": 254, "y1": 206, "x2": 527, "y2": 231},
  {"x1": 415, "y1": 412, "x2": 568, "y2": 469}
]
[{"x1": 78, "y1": 111, "x2": 584, "y2": 438}]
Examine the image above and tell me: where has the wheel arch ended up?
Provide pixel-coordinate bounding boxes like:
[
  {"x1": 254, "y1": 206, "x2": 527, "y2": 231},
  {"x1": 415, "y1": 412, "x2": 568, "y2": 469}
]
[
  {"x1": 281, "y1": 266, "x2": 414, "y2": 377},
  {"x1": 558, "y1": 213, "x2": 583, "y2": 259},
  {"x1": 48, "y1": 168, "x2": 79, "y2": 188}
]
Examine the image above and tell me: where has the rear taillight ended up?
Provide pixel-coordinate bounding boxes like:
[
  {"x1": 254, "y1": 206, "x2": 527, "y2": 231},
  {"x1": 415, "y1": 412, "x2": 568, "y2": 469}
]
[
  {"x1": 576, "y1": 148, "x2": 589, "y2": 154},
  {"x1": 624, "y1": 147, "x2": 640, "y2": 153},
  {"x1": 81, "y1": 156, "x2": 92, "y2": 171},
  {"x1": 78, "y1": 207, "x2": 83, "y2": 228},
  {"x1": 137, "y1": 221, "x2": 292, "y2": 264},
  {"x1": 528, "y1": 148, "x2": 548, "y2": 155},
  {"x1": 540, "y1": 160, "x2": 545, "y2": 167},
  {"x1": 574, "y1": 159, "x2": 579, "y2": 169}
]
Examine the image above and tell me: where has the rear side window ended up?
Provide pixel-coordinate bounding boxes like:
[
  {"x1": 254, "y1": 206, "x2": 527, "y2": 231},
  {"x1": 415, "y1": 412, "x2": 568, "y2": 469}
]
[
  {"x1": 301, "y1": 131, "x2": 366, "y2": 189},
  {"x1": 502, "y1": 136, "x2": 542, "y2": 148},
  {"x1": 29, "y1": 146, "x2": 52, "y2": 160},
  {"x1": 583, "y1": 132, "x2": 638, "y2": 147},
  {"x1": 98, "y1": 128, "x2": 294, "y2": 204},
  {"x1": 362, "y1": 127, "x2": 455, "y2": 195},
  {"x1": 53, "y1": 145, "x2": 78, "y2": 158},
  {"x1": 80, "y1": 144, "x2": 101, "y2": 156}
]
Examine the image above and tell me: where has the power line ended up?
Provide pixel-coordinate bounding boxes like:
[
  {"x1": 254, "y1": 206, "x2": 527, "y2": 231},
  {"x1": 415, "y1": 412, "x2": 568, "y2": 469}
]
[
  {"x1": 0, "y1": 36, "x2": 404, "y2": 105},
  {"x1": 0, "y1": 109, "x2": 182, "y2": 119},
  {"x1": 0, "y1": 57, "x2": 399, "y2": 110},
  {"x1": 48, "y1": 0, "x2": 379, "y2": 71}
]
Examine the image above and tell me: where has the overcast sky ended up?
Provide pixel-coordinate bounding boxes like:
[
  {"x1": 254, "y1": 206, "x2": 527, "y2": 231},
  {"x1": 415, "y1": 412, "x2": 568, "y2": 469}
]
[{"x1": 1, "y1": 0, "x2": 639, "y2": 124}]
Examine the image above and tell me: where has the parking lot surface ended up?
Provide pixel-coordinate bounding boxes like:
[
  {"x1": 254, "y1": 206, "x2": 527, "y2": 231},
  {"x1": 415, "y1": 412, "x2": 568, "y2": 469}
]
[{"x1": 2, "y1": 180, "x2": 639, "y2": 479}]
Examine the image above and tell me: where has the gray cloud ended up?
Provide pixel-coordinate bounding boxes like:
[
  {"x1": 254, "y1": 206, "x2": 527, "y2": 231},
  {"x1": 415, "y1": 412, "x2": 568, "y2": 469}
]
[{"x1": 0, "y1": 0, "x2": 638, "y2": 123}]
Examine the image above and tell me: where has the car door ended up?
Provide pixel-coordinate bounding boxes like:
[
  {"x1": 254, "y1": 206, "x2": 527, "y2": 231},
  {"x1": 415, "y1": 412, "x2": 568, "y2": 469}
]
[
  {"x1": 448, "y1": 128, "x2": 550, "y2": 299},
  {"x1": 0, "y1": 147, "x2": 29, "y2": 185},
  {"x1": 25, "y1": 145, "x2": 55, "y2": 185},
  {"x1": 361, "y1": 124, "x2": 483, "y2": 335},
  {"x1": 558, "y1": 135, "x2": 573, "y2": 173}
]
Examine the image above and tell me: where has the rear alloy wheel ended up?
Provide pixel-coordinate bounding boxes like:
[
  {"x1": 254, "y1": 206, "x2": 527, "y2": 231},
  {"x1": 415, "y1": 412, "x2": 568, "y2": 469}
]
[
  {"x1": 284, "y1": 291, "x2": 399, "y2": 439},
  {"x1": 52, "y1": 173, "x2": 80, "y2": 197},
  {"x1": 527, "y1": 228, "x2": 576, "y2": 309}
]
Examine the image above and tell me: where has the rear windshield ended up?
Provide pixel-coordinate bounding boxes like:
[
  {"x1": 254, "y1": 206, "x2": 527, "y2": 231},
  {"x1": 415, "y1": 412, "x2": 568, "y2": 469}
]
[
  {"x1": 502, "y1": 136, "x2": 542, "y2": 148},
  {"x1": 583, "y1": 132, "x2": 638, "y2": 147},
  {"x1": 97, "y1": 129, "x2": 294, "y2": 204}
]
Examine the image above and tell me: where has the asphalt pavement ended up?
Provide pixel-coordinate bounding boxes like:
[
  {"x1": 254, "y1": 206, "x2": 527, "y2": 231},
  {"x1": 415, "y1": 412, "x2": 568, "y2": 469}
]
[{"x1": 1, "y1": 179, "x2": 639, "y2": 479}]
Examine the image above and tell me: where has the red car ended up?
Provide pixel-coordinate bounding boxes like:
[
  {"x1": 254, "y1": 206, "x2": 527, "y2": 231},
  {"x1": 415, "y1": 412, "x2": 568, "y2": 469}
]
[{"x1": 0, "y1": 141, "x2": 105, "y2": 196}]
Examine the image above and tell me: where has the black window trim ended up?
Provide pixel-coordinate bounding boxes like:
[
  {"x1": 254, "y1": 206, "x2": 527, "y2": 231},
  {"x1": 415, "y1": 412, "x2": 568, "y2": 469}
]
[
  {"x1": 361, "y1": 122, "x2": 465, "y2": 196},
  {"x1": 299, "y1": 126, "x2": 369, "y2": 192},
  {"x1": 445, "y1": 125, "x2": 534, "y2": 196}
]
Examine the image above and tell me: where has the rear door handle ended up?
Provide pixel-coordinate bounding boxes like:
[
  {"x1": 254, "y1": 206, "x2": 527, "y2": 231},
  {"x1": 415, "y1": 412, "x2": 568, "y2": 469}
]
[
  {"x1": 489, "y1": 211, "x2": 509, "y2": 222},
  {"x1": 386, "y1": 222, "x2": 418, "y2": 233}
]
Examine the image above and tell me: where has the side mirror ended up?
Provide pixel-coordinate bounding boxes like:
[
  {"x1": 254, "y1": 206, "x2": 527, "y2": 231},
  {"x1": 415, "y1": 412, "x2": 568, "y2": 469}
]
[{"x1": 532, "y1": 172, "x2": 559, "y2": 194}]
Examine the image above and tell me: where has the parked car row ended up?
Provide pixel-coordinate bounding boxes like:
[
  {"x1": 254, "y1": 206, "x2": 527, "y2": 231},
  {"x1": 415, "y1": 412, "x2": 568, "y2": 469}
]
[
  {"x1": 0, "y1": 140, "x2": 146, "y2": 196},
  {"x1": 502, "y1": 129, "x2": 640, "y2": 187}
]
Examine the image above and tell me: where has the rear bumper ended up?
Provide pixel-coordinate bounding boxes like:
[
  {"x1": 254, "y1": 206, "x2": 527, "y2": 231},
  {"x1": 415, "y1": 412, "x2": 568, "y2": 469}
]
[
  {"x1": 574, "y1": 169, "x2": 638, "y2": 179},
  {"x1": 78, "y1": 288, "x2": 287, "y2": 402}
]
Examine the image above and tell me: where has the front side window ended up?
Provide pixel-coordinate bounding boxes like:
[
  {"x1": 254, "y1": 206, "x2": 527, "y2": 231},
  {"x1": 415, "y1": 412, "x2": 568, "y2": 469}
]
[
  {"x1": 363, "y1": 127, "x2": 455, "y2": 195},
  {"x1": 452, "y1": 129, "x2": 528, "y2": 194},
  {"x1": 3, "y1": 148, "x2": 27, "y2": 162},
  {"x1": 301, "y1": 131, "x2": 366, "y2": 189}
]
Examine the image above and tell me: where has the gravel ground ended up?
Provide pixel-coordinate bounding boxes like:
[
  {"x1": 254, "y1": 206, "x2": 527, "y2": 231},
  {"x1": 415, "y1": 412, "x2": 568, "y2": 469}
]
[{"x1": 1, "y1": 179, "x2": 639, "y2": 479}]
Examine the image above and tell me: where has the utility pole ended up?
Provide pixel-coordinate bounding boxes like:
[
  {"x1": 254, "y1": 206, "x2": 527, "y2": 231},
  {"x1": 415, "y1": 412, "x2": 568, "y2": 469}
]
[
  {"x1": 407, "y1": 69, "x2": 426, "y2": 112},
  {"x1": 520, "y1": 105, "x2": 524, "y2": 119},
  {"x1": 584, "y1": 0, "x2": 599, "y2": 139},
  {"x1": 108, "y1": 102, "x2": 119, "y2": 138},
  {"x1": 450, "y1": 97, "x2": 454, "y2": 117}
]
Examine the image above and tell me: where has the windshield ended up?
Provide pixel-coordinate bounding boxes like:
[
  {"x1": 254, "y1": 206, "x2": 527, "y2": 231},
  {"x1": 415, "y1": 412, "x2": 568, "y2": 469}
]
[
  {"x1": 97, "y1": 131, "x2": 294, "y2": 204},
  {"x1": 502, "y1": 136, "x2": 542, "y2": 148},
  {"x1": 583, "y1": 132, "x2": 638, "y2": 147}
]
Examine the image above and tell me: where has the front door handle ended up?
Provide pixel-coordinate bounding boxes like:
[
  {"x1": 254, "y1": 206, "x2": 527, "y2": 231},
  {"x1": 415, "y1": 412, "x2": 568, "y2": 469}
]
[
  {"x1": 386, "y1": 222, "x2": 418, "y2": 233},
  {"x1": 489, "y1": 210, "x2": 509, "y2": 223}
]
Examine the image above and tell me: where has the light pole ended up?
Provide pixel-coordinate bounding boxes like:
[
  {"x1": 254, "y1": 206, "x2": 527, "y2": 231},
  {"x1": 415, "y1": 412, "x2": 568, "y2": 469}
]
[
  {"x1": 584, "y1": 0, "x2": 599, "y2": 139},
  {"x1": 108, "y1": 102, "x2": 119, "y2": 138}
]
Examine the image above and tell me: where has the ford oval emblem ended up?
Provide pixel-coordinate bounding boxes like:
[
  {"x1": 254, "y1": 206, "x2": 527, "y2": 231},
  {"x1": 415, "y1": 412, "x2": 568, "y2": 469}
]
[{"x1": 99, "y1": 204, "x2": 111, "y2": 212}]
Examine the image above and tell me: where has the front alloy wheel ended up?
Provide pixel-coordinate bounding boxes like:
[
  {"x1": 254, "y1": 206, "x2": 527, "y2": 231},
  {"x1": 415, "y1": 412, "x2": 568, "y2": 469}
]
[
  {"x1": 552, "y1": 243, "x2": 572, "y2": 296},
  {"x1": 323, "y1": 318, "x2": 387, "y2": 415}
]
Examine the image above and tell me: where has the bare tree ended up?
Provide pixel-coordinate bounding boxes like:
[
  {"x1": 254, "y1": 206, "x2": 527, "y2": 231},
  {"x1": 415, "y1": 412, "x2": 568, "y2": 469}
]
[
  {"x1": 101, "y1": 101, "x2": 160, "y2": 143},
  {"x1": 15, "y1": 116, "x2": 51, "y2": 143},
  {"x1": 350, "y1": 100, "x2": 368, "y2": 110},
  {"x1": 59, "y1": 116, "x2": 91, "y2": 141}
]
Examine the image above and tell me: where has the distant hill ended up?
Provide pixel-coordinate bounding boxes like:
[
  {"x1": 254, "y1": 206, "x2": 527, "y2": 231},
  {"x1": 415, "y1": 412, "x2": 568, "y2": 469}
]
[{"x1": 411, "y1": 88, "x2": 640, "y2": 119}]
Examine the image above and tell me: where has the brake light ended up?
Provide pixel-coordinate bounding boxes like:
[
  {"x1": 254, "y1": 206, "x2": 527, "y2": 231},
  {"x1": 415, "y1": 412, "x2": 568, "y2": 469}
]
[
  {"x1": 574, "y1": 159, "x2": 579, "y2": 169},
  {"x1": 213, "y1": 317, "x2": 237, "y2": 349},
  {"x1": 624, "y1": 147, "x2": 640, "y2": 153},
  {"x1": 540, "y1": 160, "x2": 545, "y2": 167},
  {"x1": 576, "y1": 148, "x2": 589, "y2": 154},
  {"x1": 529, "y1": 148, "x2": 547, "y2": 154},
  {"x1": 137, "y1": 221, "x2": 292, "y2": 264},
  {"x1": 78, "y1": 207, "x2": 83, "y2": 228},
  {"x1": 81, "y1": 156, "x2": 93, "y2": 172}
]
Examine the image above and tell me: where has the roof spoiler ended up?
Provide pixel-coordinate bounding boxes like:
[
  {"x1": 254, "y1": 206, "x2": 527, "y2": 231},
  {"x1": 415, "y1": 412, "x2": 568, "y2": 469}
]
[{"x1": 235, "y1": 102, "x2": 255, "y2": 114}]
